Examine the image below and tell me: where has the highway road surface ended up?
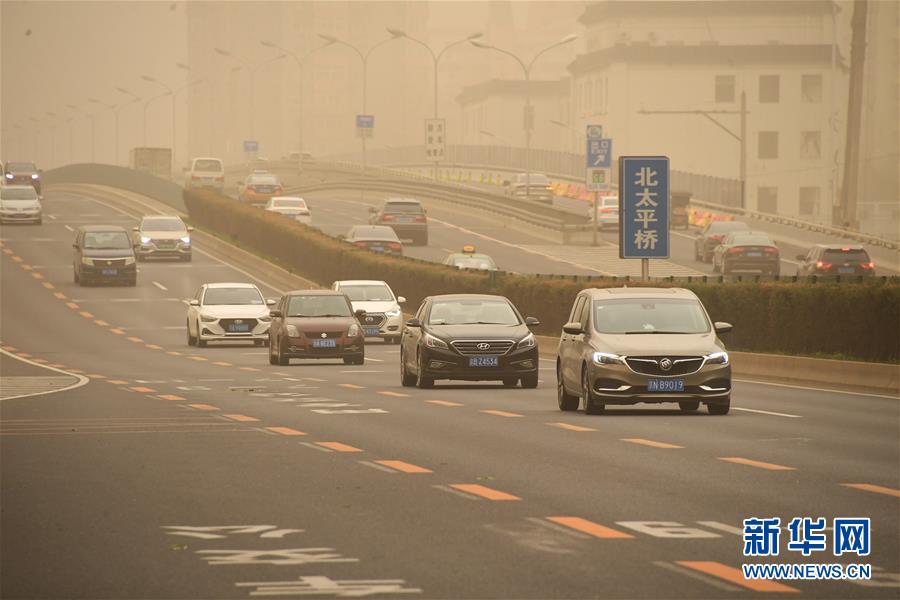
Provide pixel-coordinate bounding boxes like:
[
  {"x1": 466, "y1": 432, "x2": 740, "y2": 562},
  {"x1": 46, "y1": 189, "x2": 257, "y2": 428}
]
[{"x1": 1, "y1": 187, "x2": 898, "y2": 599}]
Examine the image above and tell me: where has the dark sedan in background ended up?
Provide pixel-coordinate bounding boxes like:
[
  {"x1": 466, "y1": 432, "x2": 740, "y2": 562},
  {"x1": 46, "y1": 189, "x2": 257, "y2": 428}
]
[
  {"x1": 72, "y1": 225, "x2": 137, "y2": 287},
  {"x1": 694, "y1": 220, "x2": 750, "y2": 262},
  {"x1": 342, "y1": 225, "x2": 404, "y2": 256},
  {"x1": 268, "y1": 290, "x2": 366, "y2": 365},
  {"x1": 3, "y1": 161, "x2": 42, "y2": 195},
  {"x1": 712, "y1": 231, "x2": 780, "y2": 276},
  {"x1": 796, "y1": 244, "x2": 876, "y2": 277},
  {"x1": 400, "y1": 294, "x2": 540, "y2": 389},
  {"x1": 369, "y1": 198, "x2": 428, "y2": 245}
]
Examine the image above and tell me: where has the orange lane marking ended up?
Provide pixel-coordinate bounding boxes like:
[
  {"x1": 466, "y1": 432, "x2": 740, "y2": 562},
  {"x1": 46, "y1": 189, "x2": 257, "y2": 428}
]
[
  {"x1": 188, "y1": 404, "x2": 220, "y2": 411},
  {"x1": 339, "y1": 383, "x2": 365, "y2": 389},
  {"x1": 1, "y1": 248, "x2": 12, "y2": 254},
  {"x1": 129, "y1": 386, "x2": 156, "y2": 393},
  {"x1": 718, "y1": 457, "x2": 795, "y2": 471},
  {"x1": 22, "y1": 264, "x2": 34, "y2": 271},
  {"x1": 377, "y1": 391, "x2": 409, "y2": 397},
  {"x1": 67, "y1": 368, "x2": 85, "y2": 374},
  {"x1": 53, "y1": 292, "x2": 67, "y2": 299},
  {"x1": 50, "y1": 363, "x2": 66, "y2": 368},
  {"x1": 427, "y1": 400, "x2": 464, "y2": 407},
  {"x1": 42, "y1": 282, "x2": 55, "y2": 289},
  {"x1": 94, "y1": 320, "x2": 110, "y2": 327},
  {"x1": 480, "y1": 409, "x2": 523, "y2": 418},
  {"x1": 676, "y1": 561, "x2": 800, "y2": 593},
  {"x1": 11, "y1": 256, "x2": 23, "y2": 262},
  {"x1": 316, "y1": 441, "x2": 363, "y2": 453},
  {"x1": 127, "y1": 336, "x2": 143, "y2": 343},
  {"x1": 622, "y1": 438, "x2": 684, "y2": 449},
  {"x1": 17, "y1": 352, "x2": 32, "y2": 358},
  {"x1": 267, "y1": 426, "x2": 306, "y2": 436},
  {"x1": 1, "y1": 345, "x2": 16, "y2": 351},
  {"x1": 106, "y1": 379, "x2": 129, "y2": 385},
  {"x1": 79, "y1": 311, "x2": 94, "y2": 319},
  {"x1": 239, "y1": 367, "x2": 260, "y2": 372},
  {"x1": 224, "y1": 414, "x2": 259, "y2": 422},
  {"x1": 841, "y1": 483, "x2": 900, "y2": 498},
  {"x1": 546, "y1": 517, "x2": 635, "y2": 539},
  {"x1": 31, "y1": 358, "x2": 49, "y2": 364},
  {"x1": 449, "y1": 484, "x2": 521, "y2": 501},
  {"x1": 30, "y1": 272, "x2": 44, "y2": 279},
  {"x1": 375, "y1": 460, "x2": 432, "y2": 474},
  {"x1": 189, "y1": 356, "x2": 208, "y2": 362},
  {"x1": 86, "y1": 373, "x2": 106, "y2": 379},
  {"x1": 65, "y1": 302, "x2": 79, "y2": 310},
  {"x1": 145, "y1": 344, "x2": 163, "y2": 350},
  {"x1": 212, "y1": 361, "x2": 232, "y2": 367},
  {"x1": 548, "y1": 422, "x2": 596, "y2": 432},
  {"x1": 158, "y1": 394, "x2": 186, "y2": 401},
  {"x1": 167, "y1": 351, "x2": 183, "y2": 356},
  {"x1": 109, "y1": 328, "x2": 126, "y2": 335}
]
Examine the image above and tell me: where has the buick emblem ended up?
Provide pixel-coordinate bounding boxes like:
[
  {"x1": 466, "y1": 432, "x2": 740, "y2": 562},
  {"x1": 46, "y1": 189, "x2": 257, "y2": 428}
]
[
  {"x1": 320, "y1": 333, "x2": 327, "y2": 338},
  {"x1": 234, "y1": 319, "x2": 243, "y2": 324},
  {"x1": 476, "y1": 342, "x2": 491, "y2": 351},
  {"x1": 366, "y1": 316, "x2": 374, "y2": 323},
  {"x1": 659, "y1": 358, "x2": 673, "y2": 371}
]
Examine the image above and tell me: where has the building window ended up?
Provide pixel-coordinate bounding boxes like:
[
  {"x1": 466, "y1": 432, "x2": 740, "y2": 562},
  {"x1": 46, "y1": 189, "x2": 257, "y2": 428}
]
[
  {"x1": 715, "y1": 75, "x2": 735, "y2": 103},
  {"x1": 759, "y1": 75, "x2": 780, "y2": 103},
  {"x1": 758, "y1": 187, "x2": 778, "y2": 214},
  {"x1": 799, "y1": 187, "x2": 820, "y2": 216},
  {"x1": 800, "y1": 131, "x2": 821, "y2": 159},
  {"x1": 758, "y1": 131, "x2": 779, "y2": 159},
  {"x1": 801, "y1": 74, "x2": 823, "y2": 103}
]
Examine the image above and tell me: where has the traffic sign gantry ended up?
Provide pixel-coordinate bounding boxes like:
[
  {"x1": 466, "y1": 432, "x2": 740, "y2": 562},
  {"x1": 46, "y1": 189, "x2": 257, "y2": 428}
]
[
  {"x1": 619, "y1": 156, "x2": 670, "y2": 279},
  {"x1": 585, "y1": 125, "x2": 611, "y2": 192}
]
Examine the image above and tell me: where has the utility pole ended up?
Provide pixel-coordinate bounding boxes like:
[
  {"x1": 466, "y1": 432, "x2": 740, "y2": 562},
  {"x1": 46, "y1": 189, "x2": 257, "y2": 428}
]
[{"x1": 839, "y1": 0, "x2": 868, "y2": 230}]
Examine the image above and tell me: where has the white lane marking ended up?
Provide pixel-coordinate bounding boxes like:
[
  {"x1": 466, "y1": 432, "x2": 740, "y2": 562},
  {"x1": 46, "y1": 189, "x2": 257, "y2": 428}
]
[
  {"x1": 48, "y1": 214, "x2": 58, "y2": 220},
  {"x1": 152, "y1": 281, "x2": 168, "y2": 291},
  {"x1": 339, "y1": 370, "x2": 382, "y2": 374},
  {"x1": 732, "y1": 407, "x2": 802, "y2": 418},
  {"x1": 64, "y1": 225, "x2": 74, "y2": 232},
  {"x1": 734, "y1": 378, "x2": 899, "y2": 400},
  {"x1": 364, "y1": 357, "x2": 384, "y2": 362},
  {"x1": 358, "y1": 460, "x2": 399, "y2": 474},
  {"x1": 0, "y1": 349, "x2": 90, "y2": 401}
]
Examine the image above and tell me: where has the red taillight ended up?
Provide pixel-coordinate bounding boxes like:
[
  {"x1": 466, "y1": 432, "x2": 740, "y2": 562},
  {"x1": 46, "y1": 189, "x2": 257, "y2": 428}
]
[
  {"x1": 709, "y1": 234, "x2": 724, "y2": 242},
  {"x1": 388, "y1": 242, "x2": 402, "y2": 251},
  {"x1": 599, "y1": 207, "x2": 614, "y2": 214},
  {"x1": 355, "y1": 242, "x2": 367, "y2": 249},
  {"x1": 216, "y1": 176, "x2": 225, "y2": 181},
  {"x1": 816, "y1": 261, "x2": 833, "y2": 270},
  {"x1": 861, "y1": 262, "x2": 875, "y2": 269},
  {"x1": 764, "y1": 247, "x2": 779, "y2": 255},
  {"x1": 414, "y1": 215, "x2": 426, "y2": 222},
  {"x1": 191, "y1": 175, "x2": 201, "y2": 180},
  {"x1": 727, "y1": 247, "x2": 744, "y2": 254},
  {"x1": 381, "y1": 215, "x2": 395, "y2": 222}
]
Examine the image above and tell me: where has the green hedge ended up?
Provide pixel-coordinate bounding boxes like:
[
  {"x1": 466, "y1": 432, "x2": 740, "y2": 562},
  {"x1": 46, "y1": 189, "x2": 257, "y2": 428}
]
[{"x1": 185, "y1": 190, "x2": 900, "y2": 362}]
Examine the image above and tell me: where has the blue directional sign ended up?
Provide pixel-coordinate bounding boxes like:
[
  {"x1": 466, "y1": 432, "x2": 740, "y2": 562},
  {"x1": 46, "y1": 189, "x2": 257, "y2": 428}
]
[
  {"x1": 243, "y1": 140, "x2": 258, "y2": 153},
  {"x1": 586, "y1": 138, "x2": 611, "y2": 168},
  {"x1": 356, "y1": 115, "x2": 374, "y2": 129},
  {"x1": 619, "y1": 156, "x2": 670, "y2": 259}
]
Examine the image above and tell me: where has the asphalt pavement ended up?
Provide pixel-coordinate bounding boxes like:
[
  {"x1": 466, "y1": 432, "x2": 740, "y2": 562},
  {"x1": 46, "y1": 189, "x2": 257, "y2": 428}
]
[{"x1": 1, "y1": 188, "x2": 898, "y2": 599}]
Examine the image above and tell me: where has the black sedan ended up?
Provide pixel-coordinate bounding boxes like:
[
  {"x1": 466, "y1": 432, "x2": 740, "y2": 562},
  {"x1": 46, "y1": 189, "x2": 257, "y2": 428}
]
[
  {"x1": 341, "y1": 225, "x2": 403, "y2": 256},
  {"x1": 694, "y1": 220, "x2": 750, "y2": 262},
  {"x1": 400, "y1": 294, "x2": 540, "y2": 388},
  {"x1": 712, "y1": 231, "x2": 780, "y2": 276}
]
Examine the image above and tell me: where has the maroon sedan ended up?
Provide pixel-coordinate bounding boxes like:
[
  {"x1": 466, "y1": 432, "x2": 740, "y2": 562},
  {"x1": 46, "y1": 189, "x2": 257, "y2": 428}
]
[{"x1": 268, "y1": 290, "x2": 366, "y2": 365}]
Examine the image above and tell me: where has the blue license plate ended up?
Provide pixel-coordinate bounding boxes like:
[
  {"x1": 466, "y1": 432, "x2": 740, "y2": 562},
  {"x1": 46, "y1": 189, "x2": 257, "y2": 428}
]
[
  {"x1": 370, "y1": 246, "x2": 384, "y2": 252},
  {"x1": 228, "y1": 324, "x2": 250, "y2": 332},
  {"x1": 838, "y1": 267, "x2": 854, "y2": 274},
  {"x1": 364, "y1": 327, "x2": 380, "y2": 336},
  {"x1": 397, "y1": 217, "x2": 413, "y2": 223},
  {"x1": 312, "y1": 338, "x2": 337, "y2": 348},
  {"x1": 746, "y1": 252, "x2": 762, "y2": 257},
  {"x1": 469, "y1": 356, "x2": 498, "y2": 367},
  {"x1": 101, "y1": 268, "x2": 118, "y2": 276},
  {"x1": 647, "y1": 379, "x2": 684, "y2": 392}
]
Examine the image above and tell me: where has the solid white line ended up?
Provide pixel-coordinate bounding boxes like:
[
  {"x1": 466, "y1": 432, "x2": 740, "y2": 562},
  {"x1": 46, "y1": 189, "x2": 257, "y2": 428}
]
[
  {"x1": 732, "y1": 407, "x2": 802, "y2": 418},
  {"x1": 0, "y1": 349, "x2": 90, "y2": 401},
  {"x1": 152, "y1": 281, "x2": 168, "y2": 291},
  {"x1": 64, "y1": 225, "x2": 74, "y2": 232},
  {"x1": 48, "y1": 214, "x2": 58, "y2": 220},
  {"x1": 734, "y1": 378, "x2": 899, "y2": 400},
  {"x1": 364, "y1": 357, "x2": 384, "y2": 362}
]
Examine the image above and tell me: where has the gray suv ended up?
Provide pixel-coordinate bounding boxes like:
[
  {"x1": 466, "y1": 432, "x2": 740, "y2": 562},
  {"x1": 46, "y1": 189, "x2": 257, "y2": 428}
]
[{"x1": 556, "y1": 287, "x2": 732, "y2": 415}]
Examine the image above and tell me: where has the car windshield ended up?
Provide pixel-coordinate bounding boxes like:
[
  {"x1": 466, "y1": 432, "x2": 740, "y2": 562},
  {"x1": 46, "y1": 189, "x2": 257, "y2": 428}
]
[
  {"x1": 428, "y1": 299, "x2": 519, "y2": 325},
  {"x1": 83, "y1": 231, "x2": 131, "y2": 249},
  {"x1": 249, "y1": 175, "x2": 279, "y2": 185},
  {"x1": 351, "y1": 227, "x2": 399, "y2": 241},
  {"x1": 341, "y1": 284, "x2": 394, "y2": 302},
  {"x1": 193, "y1": 159, "x2": 222, "y2": 171},
  {"x1": 823, "y1": 249, "x2": 870, "y2": 262},
  {"x1": 730, "y1": 234, "x2": 773, "y2": 246},
  {"x1": 384, "y1": 202, "x2": 423, "y2": 214},
  {"x1": 1, "y1": 188, "x2": 38, "y2": 200},
  {"x1": 273, "y1": 199, "x2": 306, "y2": 209},
  {"x1": 142, "y1": 218, "x2": 185, "y2": 232},
  {"x1": 287, "y1": 295, "x2": 352, "y2": 317},
  {"x1": 593, "y1": 298, "x2": 711, "y2": 334},
  {"x1": 7, "y1": 162, "x2": 36, "y2": 171},
  {"x1": 708, "y1": 221, "x2": 750, "y2": 234},
  {"x1": 203, "y1": 287, "x2": 264, "y2": 306}
]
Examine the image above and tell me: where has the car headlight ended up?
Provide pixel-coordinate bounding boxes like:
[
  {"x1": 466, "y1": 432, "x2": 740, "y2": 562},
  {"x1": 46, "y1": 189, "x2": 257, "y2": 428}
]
[
  {"x1": 180, "y1": 235, "x2": 191, "y2": 244},
  {"x1": 385, "y1": 308, "x2": 401, "y2": 317},
  {"x1": 285, "y1": 324, "x2": 300, "y2": 337},
  {"x1": 348, "y1": 323, "x2": 359, "y2": 337},
  {"x1": 31, "y1": 174, "x2": 39, "y2": 180},
  {"x1": 425, "y1": 333, "x2": 448, "y2": 349},
  {"x1": 705, "y1": 351, "x2": 729, "y2": 365},
  {"x1": 123, "y1": 257, "x2": 135, "y2": 265},
  {"x1": 4, "y1": 173, "x2": 12, "y2": 179},
  {"x1": 517, "y1": 332, "x2": 535, "y2": 349},
  {"x1": 199, "y1": 313, "x2": 217, "y2": 323},
  {"x1": 81, "y1": 257, "x2": 94, "y2": 266},
  {"x1": 593, "y1": 351, "x2": 625, "y2": 365},
  {"x1": 140, "y1": 236, "x2": 152, "y2": 245}
]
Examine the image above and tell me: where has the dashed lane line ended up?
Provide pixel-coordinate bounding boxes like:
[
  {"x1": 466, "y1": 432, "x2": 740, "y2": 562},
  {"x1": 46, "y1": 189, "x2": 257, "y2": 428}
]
[
  {"x1": 152, "y1": 281, "x2": 168, "y2": 291},
  {"x1": 732, "y1": 407, "x2": 802, "y2": 418},
  {"x1": 547, "y1": 422, "x2": 596, "y2": 432},
  {"x1": 374, "y1": 460, "x2": 433, "y2": 474},
  {"x1": 223, "y1": 414, "x2": 260, "y2": 422},
  {"x1": 448, "y1": 484, "x2": 521, "y2": 501},
  {"x1": 717, "y1": 457, "x2": 796, "y2": 471},
  {"x1": 427, "y1": 400, "x2": 464, "y2": 407},
  {"x1": 840, "y1": 483, "x2": 900, "y2": 499},
  {"x1": 267, "y1": 426, "x2": 307, "y2": 436},
  {"x1": 545, "y1": 517, "x2": 634, "y2": 539},
  {"x1": 622, "y1": 438, "x2": 684, "y2": 449},
  {"x1": 316, "y1": 441, "x2": 363, "y2": 453},
  {"x1": 480, "y1": 409, "x2": 523, "y2": 418}
]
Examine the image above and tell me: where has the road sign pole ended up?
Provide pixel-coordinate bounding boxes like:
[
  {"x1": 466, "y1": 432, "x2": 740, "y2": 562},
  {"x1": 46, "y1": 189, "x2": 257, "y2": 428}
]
[
  {"x1": 641, "y1": 258, "x2": 649, "y2": 281},
  {"x1": 591, "y1": 193, "x2": 598, "y2": 246}
]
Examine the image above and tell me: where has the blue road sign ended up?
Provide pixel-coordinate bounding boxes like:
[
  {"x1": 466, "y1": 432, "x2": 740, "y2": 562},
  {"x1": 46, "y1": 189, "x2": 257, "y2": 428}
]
[
  {"x1": 356, "y1": 115, "x2": 374, "y2": 129},
  {"x1": 243, "y1": 140, "x2": 258, "y2": 153},
  {"x1": 619, "y1": 156, "x2": 670, "y2": 259},
  {"x1": 587, "y1": 138, "x2": 612, "y2": 168}
]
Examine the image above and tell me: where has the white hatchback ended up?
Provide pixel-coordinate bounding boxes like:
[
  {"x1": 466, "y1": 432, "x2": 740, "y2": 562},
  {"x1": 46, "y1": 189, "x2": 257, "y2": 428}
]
[
  {"x1": 186, "y1": 282, "x2": 275, "y2": 347},
  {"x1": 332, "y1": 280, "x2": 406, "y2": 344},
  {"x1": 184, "y1": 157, "x2": 225, "y2": 192},
  {"x1": 591, "y1": 195, "x2": 619, "y2": 229},
  {"x1": 265, "y1": 196, "x2": 311, "y2": 224}
]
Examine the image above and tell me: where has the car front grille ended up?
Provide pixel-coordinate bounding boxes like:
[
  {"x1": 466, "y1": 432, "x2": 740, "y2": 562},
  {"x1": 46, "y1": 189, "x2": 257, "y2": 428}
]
[
  {"x1": 450, "y1": 340, "x2": 515, "y2": 356},
  {"x1": 93, "y1": 258, "x2": 127, "y2": 267},
  {"x1": 306, "y1": 331, "x2": 344, "y2": 339},
  {"x1": 220, "y1": 318, "x2": 258, "y2": 332},
  {"x1": 361, "y1": 313, "x2": 386, "y2": 327},
  {"x1": 153, "y1": 240, "x2": 178, "y2": 249},
  {"x1": 625, "y1": 356, "x2": 704, "y2": 376}
]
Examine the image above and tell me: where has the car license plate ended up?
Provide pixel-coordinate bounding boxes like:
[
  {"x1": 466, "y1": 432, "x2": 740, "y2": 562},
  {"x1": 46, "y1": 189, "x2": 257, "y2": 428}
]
[
  {"x1": 364, "y1": 327, "x2": 380, "y2": 337},
  {"x1": 469, "y1": 356, "x2": 498, "y2": 367},
  {"x1": 370, "y1": 245, "x2": 384, "y2": 252},
  {"x1": 647, "y1": 379, "x2": 684, "y2": 392},
  {"x1": 746, "y1": 252, "x2": 762, "y2": 257},
  {"x1": 312, "y1": 338, "x2": 337, "y2": 348},
  {"x1": 838, "y1": 267, "x2": 854, "y2": 274},
  {"x1": 101, "y1": 268, "x2": 118, "y2": 276},
  {"x1": 397, "y1": 216, "x2": 412, "y2": 223},
  {"x1": 228, "y1": 324, "x2": 250, "y2": 332}
]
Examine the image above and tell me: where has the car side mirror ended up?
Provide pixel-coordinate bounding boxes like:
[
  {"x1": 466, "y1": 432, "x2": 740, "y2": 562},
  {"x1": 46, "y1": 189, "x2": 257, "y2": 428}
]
[
  {"x1": 405, "y1": 318, "x2": 421, "y2": 328},
  {"x1": 714, "y1": 322, "x2": 733, "y2": 334},
  {"x1": 38, "y1": 195, "x2": 44, "y2": 201},
  {"x1": 266, "y1": 299, "x2": 276, "y2": 306},
  {"x1": 562, "y1": 321, "x2": 584, "y2": 335},
  {"x1": 397, "y1": 296, "x2": 406, "y2": 304},
  {"x1": 132, "y1": 226, "x2": 139, "y2": 232},
  {"x1": 796, "y1": 254, "x2": 806, "y2": 261},
  {"x1": 187, "y1": 226, "x2": 195, "y2": 232},
  {"x1": 525, "y1": 316, "x2": 541, "y2": 327},
  {"x1": 189, "y1": 299, "x2": 200, "y2": 306},
  {"x1": 269, "y1": 309, "x2": 283, "y2": 318}
]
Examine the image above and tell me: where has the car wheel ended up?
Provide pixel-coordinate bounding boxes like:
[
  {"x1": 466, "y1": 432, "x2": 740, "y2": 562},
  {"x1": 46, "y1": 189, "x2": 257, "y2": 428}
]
[
  {"x1": 276, "y1": 338, "x2": 289, "y2": 366},
  {"x1": 582, "y1": 367, "x2": 604, "y2": 415},
  {"x1": 187, "y1": 320, "x2": 197, "y2": 346},
  {"x1": 678, "y1": 400, "x2": 700, "y2": 412},
  {"x1": 502, "y1": 377, "x2": 518, "y2": 387},
  {"x1": 415, "y1": 351, "x2": 434, "y2": 389},
  {"x1": 707, "y1": 396, "x2": 730, "y2": 415},
  {"x1": 197, "y1": 335, "x2": 207, "y2": 348},
  {"x1": 268, "y1": 338, "x2": 278, "y2": 365},
  {"x1": 343, "y1": 356, "x2": 354, "y2": 365},
  {"x1": 36, "y1": 219, "x2": 43, "y2": 225},
  {"x1": 128, "y1": 277, "x2": 137, "y2": 287},
  {"x1": 73, "y1": 268, "x2": 79, "y2": 284},
  {"x1": 521, "y1": 373, "x2": 538, "y2": 389},
  {"x1": 557, "y1": 364, "x2": 579, "y2": 411},
  {"x1": 182, "y1": 254, "x2": 192, "y2": 263},
  {"x1": 400, "y1": 349, "x2": 416, "y2": 387}
]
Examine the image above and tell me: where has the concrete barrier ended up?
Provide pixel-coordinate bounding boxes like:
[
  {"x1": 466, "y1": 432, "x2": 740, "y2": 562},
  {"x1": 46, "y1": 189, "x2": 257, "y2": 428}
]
[{"x1": 534, "y1": 335, "x2": 899, "y2": 397}]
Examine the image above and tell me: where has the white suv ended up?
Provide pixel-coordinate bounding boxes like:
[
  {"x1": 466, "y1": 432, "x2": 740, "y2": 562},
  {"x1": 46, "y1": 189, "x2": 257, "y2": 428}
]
[
  {"x1": 184, "y1": 157, "x2": 225, "y2": 192},
  {"x1": 186, "y1": 283, "x2": 275, "y2": 347},
  {"x1": 332, "y1": 280, "x2": 405, "y2": 344}
]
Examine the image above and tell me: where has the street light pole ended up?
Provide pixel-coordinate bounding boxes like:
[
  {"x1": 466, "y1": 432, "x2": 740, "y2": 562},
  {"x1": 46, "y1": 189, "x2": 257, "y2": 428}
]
[
  {"x1": 116, "y1": 87, "x2": 142, "y2": 162},
  {"x1": 66, "y1": 105, "x2": 96, "y2": 163},
  {"x1": 471, "y1": 34, "x2": 577, "y2": 201},
  {"x1": 89, "y1": 98, "x2": 120, "y2": 165},
  {"x1": 387, "y1": 29, "x2": 482, "y2": 180},
  {"x1": 142, "y1": 75, "x2": 176, "y2": 172}
]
